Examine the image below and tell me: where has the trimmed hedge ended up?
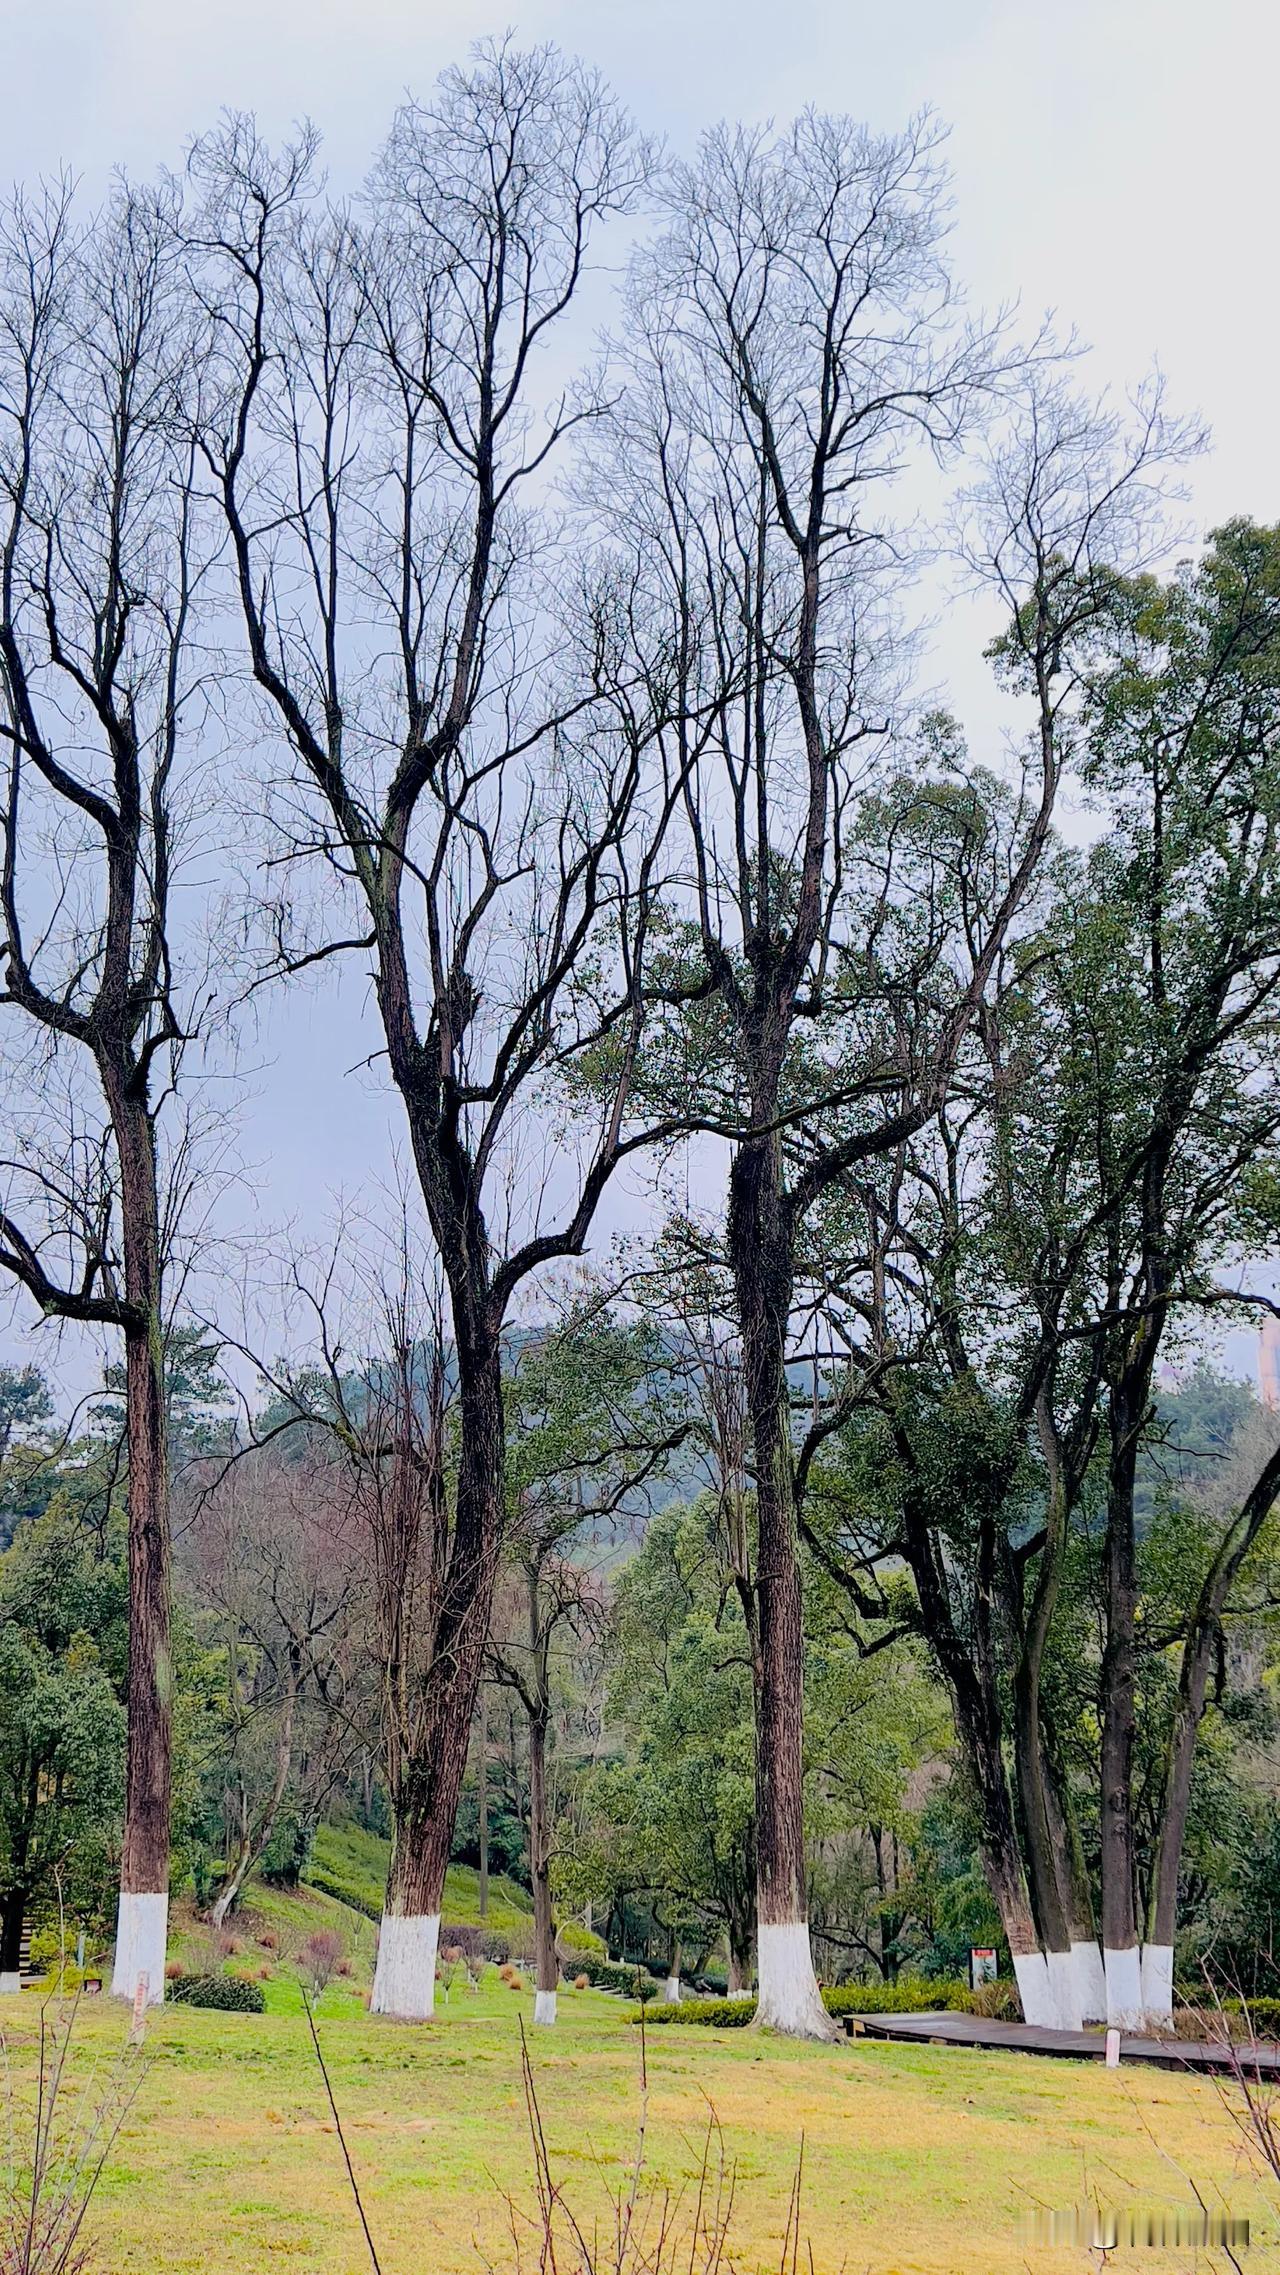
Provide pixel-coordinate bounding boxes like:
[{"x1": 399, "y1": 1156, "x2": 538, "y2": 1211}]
[
  {"x1": 639, "y1": 1976, "x2": 972, "y2": 2029},
  {"x1": 823, "y1": 1977, "x2": 970, "y2": 2017},
  {"x1": 168, "y1": 1972, "x2": 266, "y2": 2013},
  {"x1": 305, "y1": 1868, "x2": 381, "y2": 1922},
  {"x1": 644, "y1": 1996, "x2": 754, "y2": 2027},
  {"x1": 574, "y1": 1955, "x2": 660, "y2": 2001}
]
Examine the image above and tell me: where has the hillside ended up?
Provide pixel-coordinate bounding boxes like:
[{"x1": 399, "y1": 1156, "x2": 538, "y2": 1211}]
[{"x1": 304, "y1": 1821, "x2": 535, "y2": 1931}]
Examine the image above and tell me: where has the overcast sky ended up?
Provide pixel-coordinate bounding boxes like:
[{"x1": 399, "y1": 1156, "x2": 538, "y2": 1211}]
[{"x1": 6, "y1": 0, "x2": 1278, "y2": 1399}]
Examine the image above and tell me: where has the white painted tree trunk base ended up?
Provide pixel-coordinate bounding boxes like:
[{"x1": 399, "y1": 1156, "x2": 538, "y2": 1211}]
[
  {"x1": 370, "y1": 1912, "x2": 439, "y2": 2021},
  {"x1": 662, "y1": 1975, "x2": 681, "y2": 2004},
  {"x1": 1103, "y1": 1944, "x2": 1144, "y2": 2030},
  {"x1": 1012, "y1": 1949, "x2": 1056, "y2": 2028},
  {"x1": 1140, "y1": 1943, "x2": 1174, "y2": 2032},
  {"x1": 0, "y1": 1971, "x2": 20, "y2": 1996},
  {"x1": 533, "y1": 1989, "x2": 557, "y2": 2026},
  {"x1": 1046, "y1": 1948, "x2": 1083, "y2": 2031},
  {"x1": 1071, "y1": 1940, "x2": 1108, "y2": 2025},
  {"x1": 111, "y1": 1891, "x2": 168, "y2": 2007},
  {"x1": 754, "y1": 1923, "x2": 838, "y2": 2040}
]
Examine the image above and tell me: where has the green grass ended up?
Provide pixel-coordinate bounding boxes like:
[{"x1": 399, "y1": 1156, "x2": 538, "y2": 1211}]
[
  {"x1": 305, "y1": 1822, "x2": 534, "y2": 1932},
  {"x1": 0, "y1": 1973, "x2": 1272, "y2": 2275},
  {"x1": 164, "y1": 1847, "x2": 538, "y2": 2020}
]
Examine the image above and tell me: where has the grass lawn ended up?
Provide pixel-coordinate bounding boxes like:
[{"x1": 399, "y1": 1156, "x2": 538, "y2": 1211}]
[{"x1": 0, "y1": 1974, "x2": 1272, "y2": 2275}]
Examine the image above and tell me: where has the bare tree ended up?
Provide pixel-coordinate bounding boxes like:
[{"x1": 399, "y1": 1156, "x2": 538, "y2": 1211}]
[
  {"x1": 228, "y1": 1229, "x2": 456, "y2": 2012},
  {"x1": 0, "y1": 178, "x2": 212, "y2": 2003},
  {"x1": 185, "y1": 43, "x2": 687, "y2": 2020},
  {"x1": 182, "y1": 1438, "x2": 365, "y2": 1927},
  {"x1": 586, "y1": 111, "x2": 1069, "y2": 2034}
]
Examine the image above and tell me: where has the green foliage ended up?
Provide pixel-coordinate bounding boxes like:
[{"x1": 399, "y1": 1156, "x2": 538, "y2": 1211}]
[
  {"x1": 97, "y1": 1323, "x2": 233, "y2": 1466},
  {"x1": 1219, "y1": 1997, "x2": 1280, "y2": 2034},
  {"x1": 258, "y1": 1812, "x2": 316, "y2": 1890},
  {"x1": 0, "y1": 1368, "x2": 55, "y2": 1548},
  {"x1": 821, "y1": 1976, "x2": 970, "y2": 2016},
  {"x1": 0, "y1": 1499, "x2": 127, "y2": 1934},
  {"x1": 580, "y1": 1501, "x2": 756, "y2": 1963},
  {"x1": 167, "y1": 1972, "x2": 266, "y2": 2012},
  {"x1": 641, "y1": 1996, "x2": 754, "y2": 2027},
  {"x1": 573, "y1": 1954, "x2": 660, "y2": 1999}
]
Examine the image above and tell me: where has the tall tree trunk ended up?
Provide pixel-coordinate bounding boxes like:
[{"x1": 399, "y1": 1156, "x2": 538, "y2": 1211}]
[
  {"x1": 371, "y1": 1335, "x2": 504, "y2": 2021},
  {"x1": 1143, "y1": 1642, "x2": 1210, "y2": 2029},
  {"x1": 965, "y1": 1730, "x2": 1054, "y2": 2026},
  {"x1": 477, "y1": 1685, "x2": 489, "y2": 1922},
  {"x1": 902, "y1": 1497, "x2": 1058, "y2": 2026},
  {"x1": 1004, "y1": 1418, "x2": 1097, "y2": 2028},
  {"x1": 1144, "y1": 1439, "x2": 1280, "y2": 2028},
  {"x1": 528, "y1": 1707, "x2": 557, "y2": 2026},
  {"x1": 1010, "y1": 1691, "x2": 1077, "y2": 2021},
  {"x1": 1039, "y1": 1726, "x2": 1106, "y2": 2022},
  {"x1": 0, "y1": 1880, "x2": 26, "y2": 1993},
  {"x1": 108, "y1": 1093, "x2": 172, "y2": 2011},
  {"x1": 1010, "y1": 1563, "x2": 1084, "y2": 2024},
  {"x1": 727, "y1": 1132, "x2": 835, "y2": 2040},
  {"x1": 1100, "y1": 1386, "x2": 1142, "y2": 2025}
]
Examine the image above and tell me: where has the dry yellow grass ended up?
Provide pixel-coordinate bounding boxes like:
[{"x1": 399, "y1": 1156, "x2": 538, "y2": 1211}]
[{"x1": 0, "y1": 1982, "x2": 1273, "y2": 2274}]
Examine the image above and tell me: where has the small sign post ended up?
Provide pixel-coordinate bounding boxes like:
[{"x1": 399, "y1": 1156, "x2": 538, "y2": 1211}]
[{"x1": 969, "y1": 1947, "x2": 997, "y2": 1989}]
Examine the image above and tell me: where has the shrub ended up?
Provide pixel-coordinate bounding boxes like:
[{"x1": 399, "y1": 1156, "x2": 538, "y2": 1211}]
[
  {"x1": 26, "y1": 1927, "x2": 63, "y2": 1973},
  {"x1": 437, "y1": 1922, "x2": 525, "y2": 1966},
  {"x1": 642, "y1": 1996, "x2": 755, "y2": 2028},
  {"x1": 571, "y1": 1956, "x2": 659, "y2": 2001},
  {"x1": 33, "y1": 1963, "x2": 85, "y2": 1996},
  {"x1": 168, "y1": 1972, "x2": 266, "y2": 2013},
  {"x1": 1173, "y1": 1996, "x2": 1280, "y2": 2042},
  {"x1": 822, "y1": 1977, "x2": 969, "y2": 2018},
  {"x1": 965, "y1": 1976, "x2": 1021, "y2": 2021},
  {"x1": 298, "y1": 1928, "x2": 347, "y2": 1997},
  {"x1": 168, "y1": 1974, "x2": 266, "y2": 2011}
]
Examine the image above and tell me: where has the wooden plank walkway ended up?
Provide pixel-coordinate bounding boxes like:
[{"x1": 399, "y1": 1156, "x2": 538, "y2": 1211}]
[{"x1": 846, "y1": 2009, "x2": 1280, "y2": 2076}]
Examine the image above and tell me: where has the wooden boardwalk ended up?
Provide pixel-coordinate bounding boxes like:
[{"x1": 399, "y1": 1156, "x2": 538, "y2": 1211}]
[{"x1": 846, "y1": 2009, "x2": 1280, "y2": 2076}]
